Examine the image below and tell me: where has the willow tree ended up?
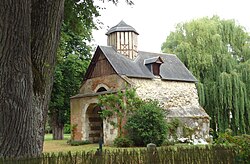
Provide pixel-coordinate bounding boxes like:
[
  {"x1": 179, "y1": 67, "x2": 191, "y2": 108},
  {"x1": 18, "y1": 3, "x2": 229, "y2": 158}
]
[{"x1": 161, "y1": 16, "x2": 250, "y2": 135}]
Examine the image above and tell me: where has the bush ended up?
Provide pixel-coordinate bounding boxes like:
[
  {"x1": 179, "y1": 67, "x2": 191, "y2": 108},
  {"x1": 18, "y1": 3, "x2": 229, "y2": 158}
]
[
  {"x1": 166, "y1": 118, "x2": 180, "y2": 140},
  {"x1": 232, "y1": 134, "x2": 250, "y2": 162},
  {"x1": 125, "y1": 100, "x2": 167, "y2": 146},
  {"x1": 215, "y1": 130, "x2": 250, "y2": 162},
  {"x1": 113, "y1": 136, "x2": 133, "y2": 147},
  {"x1": 162, "y1": 139, "x2": 175, "y2": 146},
  {"x1": 67, "y1": 139, "x2": 91, "y2": 146}
]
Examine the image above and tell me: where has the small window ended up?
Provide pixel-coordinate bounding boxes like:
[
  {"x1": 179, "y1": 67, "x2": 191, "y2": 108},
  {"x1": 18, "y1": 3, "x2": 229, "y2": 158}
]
[
  {"x1": 144, "y1": 56, "x2": 163, "y2": 76},
  {"x1": 153, "y1": 63, "x2": 160, "y2": 76},
  {"x1": 96, "y1": 87, "x2": 107, "y2": 92}
]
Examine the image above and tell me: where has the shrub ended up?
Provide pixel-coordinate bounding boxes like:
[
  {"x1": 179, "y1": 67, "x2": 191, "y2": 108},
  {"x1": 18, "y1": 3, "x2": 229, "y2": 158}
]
[
  {"x1": 67, "y1": 139, "x2": 91, "y2": 146},
  {"x1": 125, "y1": 100, "x2": 167, "y2": 146},
  {"x1": 166, "y1": 118, "x2": 180, "y2": 140},
  {"x1": 98, "y1": 88, "x2": 143, "y2": 137},
  {"x1": 162, "y1": 139, "x2": 175, "y2": 146},
  {"x1": 215, "y1": 129, "x2": 250, "y2": 162},
  {"x1": 113, "y1": 136, "x2": 133, "y2": 147}
]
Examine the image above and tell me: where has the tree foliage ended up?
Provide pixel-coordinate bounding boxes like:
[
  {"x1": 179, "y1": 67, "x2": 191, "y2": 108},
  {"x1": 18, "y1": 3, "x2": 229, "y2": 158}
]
[
  {"x1": 48, "y1": 0, "x2": 95, "y2": 139},
  {"x1": 98, "y1": 88, "x2": 142, "y2": 137},
  {"x1": 125, "y1": 100, "x2": 168, "y2": 146},
  {"x1": 49, "y1": 54, "x2": 89, "y2": 139},
  {"x1": 215, "y1": 129, "x2": 250, "y2": 162},
  {"x1": 161, "y1": 16, "x2": 250, "y2": 135}
]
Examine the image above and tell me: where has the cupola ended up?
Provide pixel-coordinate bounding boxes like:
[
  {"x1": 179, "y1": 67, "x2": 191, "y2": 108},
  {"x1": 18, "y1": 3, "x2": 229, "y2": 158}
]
[{"x1": 106, "y1": 20, "x2": 139, "y2": 59}]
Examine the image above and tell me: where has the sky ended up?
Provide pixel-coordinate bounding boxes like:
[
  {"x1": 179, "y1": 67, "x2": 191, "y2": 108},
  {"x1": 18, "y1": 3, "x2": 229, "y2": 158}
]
[{"x1": 92, "y1": 0, "x2": 250, "y2": 53}]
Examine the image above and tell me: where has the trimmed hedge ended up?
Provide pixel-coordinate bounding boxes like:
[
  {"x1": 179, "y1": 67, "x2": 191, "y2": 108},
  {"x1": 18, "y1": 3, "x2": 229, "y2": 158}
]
[{"x1": 1, "y1": 145, "x2": 239, "y2": 164}]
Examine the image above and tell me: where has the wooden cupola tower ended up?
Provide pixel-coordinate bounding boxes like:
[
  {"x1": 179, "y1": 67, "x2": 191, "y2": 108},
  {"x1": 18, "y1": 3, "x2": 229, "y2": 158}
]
[{"x1": 106, "y1": 20, "x2": 139, "y2": 59}]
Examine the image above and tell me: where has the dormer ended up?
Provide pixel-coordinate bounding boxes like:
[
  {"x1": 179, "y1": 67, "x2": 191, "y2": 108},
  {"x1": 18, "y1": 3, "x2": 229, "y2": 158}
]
[
  {"x1": 106, "y1": 20, "x2": 139, "y2": 59},
  {"x1": 144, "y1": 56, "x2": 164, "y2": 76}
]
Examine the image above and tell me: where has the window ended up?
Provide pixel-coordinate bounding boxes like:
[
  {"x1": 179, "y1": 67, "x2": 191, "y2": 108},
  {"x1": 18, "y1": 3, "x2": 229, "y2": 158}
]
[
  {"x1": 144, "y1": 56, "x2": 163, "y2": 76},
  {"x1": 96, "y1": 87, "x2": 107, "y2": 92},
  {"x1": 152, "y1": 63, "x2": 160, "y2": 76}
]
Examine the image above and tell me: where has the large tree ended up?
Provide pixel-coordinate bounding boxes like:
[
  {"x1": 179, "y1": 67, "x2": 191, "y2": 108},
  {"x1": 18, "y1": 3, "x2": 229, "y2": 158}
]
[
  {"x1": 161, "y1": 16, "x2": 250, "y2": 136},
  {"x1": 0, "y1": 0, "x2": 64, "y2": 158},
  {"x1": 48, "y1": 0, "x2": 96, "y2": 140},
  {"x1": 0, "y1": 0, "x2": 133, "y2": 158},
  {"x1": 49, "y1": 55, "x2": 90, "y2": 140}
]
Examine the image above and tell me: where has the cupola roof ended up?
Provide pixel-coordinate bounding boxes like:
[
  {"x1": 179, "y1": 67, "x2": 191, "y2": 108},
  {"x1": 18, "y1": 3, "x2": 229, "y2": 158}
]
[{"x1": 106, "y1": 20, "x2": 139, "y2": 35}]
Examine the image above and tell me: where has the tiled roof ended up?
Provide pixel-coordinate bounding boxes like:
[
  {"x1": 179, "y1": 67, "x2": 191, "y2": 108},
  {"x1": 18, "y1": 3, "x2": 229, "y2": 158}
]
[
  {"x1": 98, "y1": 46, "x2": 197, "y2": 82},
  {"x1": 144, "y1": 56, "x2": 163, "y2": 64}
]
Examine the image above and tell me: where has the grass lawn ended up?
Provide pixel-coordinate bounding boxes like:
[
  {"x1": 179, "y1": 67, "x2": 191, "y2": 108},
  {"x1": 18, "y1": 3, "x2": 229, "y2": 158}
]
[
  {"x1": 43, "y1": 134, "x2": 148, "y2": 154},
  {"x1": 43, "y1": 140, "x2": 99, "y2": 153},
  {"x1": 43, "y1": 134, "x2": 100, "y2": 153},
  {"x1": 44, "y1": 133, "x2": 71, "y2": 141},
  {"x1": 43, "y1": 134, "x2": 201, "y2": 154}
]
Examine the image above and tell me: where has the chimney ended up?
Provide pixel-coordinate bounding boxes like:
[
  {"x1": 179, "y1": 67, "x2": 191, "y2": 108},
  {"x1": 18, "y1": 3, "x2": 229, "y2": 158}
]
[{"x1": 106, "y1": 20, "x2": 139, "y2": 59}]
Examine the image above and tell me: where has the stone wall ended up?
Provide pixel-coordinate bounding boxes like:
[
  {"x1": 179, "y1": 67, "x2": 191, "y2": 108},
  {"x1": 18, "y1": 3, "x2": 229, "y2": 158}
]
[
  {"x1": 129, "y1": 77, "x2": 210, "y2": 142},
  {"x1": 72, "y1": 75, "x2": 210, "y2": 144},
  {"x1": 71, "y1": 74, "x2": 126, "y2": 143},
  {"x1": 71, "y1": 96, "x2": 118, "y2": 143},
  {"x1": 129, "y1": 78, "x2": 200, "y2": 109},
  {"x1": 103, "y1": 118, "x2": 118, "y2": 145},
  {"x1": 79, "y1": 74, "x2": 127, "y2": 94},
  {"x1": 167, "y1": 117, "x2": 210, "y2": 143},
  {"x1": 71, "y1": 96, "x2": 97, "y2": 141}
]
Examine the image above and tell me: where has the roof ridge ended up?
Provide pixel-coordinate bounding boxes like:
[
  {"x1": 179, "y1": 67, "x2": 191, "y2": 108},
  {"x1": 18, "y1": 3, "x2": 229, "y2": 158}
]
[
  {"x1": 138, "y1": 50, "x2": 176, "y2": 56},
  {"x1": 99, "y1": 45, "x2": 137, "y2": 62}
]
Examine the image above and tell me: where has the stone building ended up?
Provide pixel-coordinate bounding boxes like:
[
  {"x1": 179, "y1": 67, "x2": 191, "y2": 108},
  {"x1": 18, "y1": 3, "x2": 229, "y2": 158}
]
[{"x1": 70, "y1": 21, "x2": 210, "y2": 144}]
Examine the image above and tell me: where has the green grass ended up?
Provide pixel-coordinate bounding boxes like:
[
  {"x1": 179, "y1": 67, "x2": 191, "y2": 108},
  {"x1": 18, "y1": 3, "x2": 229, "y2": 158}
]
[
  {"x1": 43, "y1": 134, "x2": 147, "y2": 153},
  {"x1": 43, "y1": 134, "x2": 204, "y2": 154},
  {"x1": 44, "y1": 133, "x2": 71, "y2": 141},
  {"x1": 43, "y1": 134, "x2": 99, "y2": 153},
  {"x1": 43, "y1": 140, "x2": 99, "y2": 153}
]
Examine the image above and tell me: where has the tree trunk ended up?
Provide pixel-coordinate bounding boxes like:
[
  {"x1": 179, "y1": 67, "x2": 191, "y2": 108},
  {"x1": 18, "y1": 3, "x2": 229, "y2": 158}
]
[
  {"x1": 0, "y1": 0, "x2": 64, "y2": 158},
  {"x1": 0, "y1": 0, "x2": 39, "y2": 157},
  {"x1": 52, "y1": 125, "x2": 64, "y2": 140},
  {"x1": 31, "y1": 0, "x2": 64, "y2": 153},
  {"x1": 50, "y1": 110, "x2": 64, "y2": 140}
]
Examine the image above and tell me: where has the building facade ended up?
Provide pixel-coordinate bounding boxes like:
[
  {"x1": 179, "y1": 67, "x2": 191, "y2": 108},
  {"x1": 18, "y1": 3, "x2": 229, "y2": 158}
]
[{"x1": 70, "y1": 21, "x2": 210, "y2": 145}]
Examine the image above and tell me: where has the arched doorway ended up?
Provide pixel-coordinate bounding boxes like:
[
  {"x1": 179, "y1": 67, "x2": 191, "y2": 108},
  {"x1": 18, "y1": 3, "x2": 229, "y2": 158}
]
[{"x1": 86, "y1": 104, "x2": 103, "y2": 143}]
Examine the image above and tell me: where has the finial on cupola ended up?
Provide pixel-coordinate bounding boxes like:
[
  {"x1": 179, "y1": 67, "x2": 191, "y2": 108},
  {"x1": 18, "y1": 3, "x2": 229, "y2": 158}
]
[{"x1": 106, "y1": 20, "x2": 139, "y2": 59}]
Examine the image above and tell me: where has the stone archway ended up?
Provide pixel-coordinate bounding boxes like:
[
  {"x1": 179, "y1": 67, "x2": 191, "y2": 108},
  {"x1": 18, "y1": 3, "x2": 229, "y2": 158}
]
[{"x1": 86, "y1": 104, "x2": 103, "y2": 143}]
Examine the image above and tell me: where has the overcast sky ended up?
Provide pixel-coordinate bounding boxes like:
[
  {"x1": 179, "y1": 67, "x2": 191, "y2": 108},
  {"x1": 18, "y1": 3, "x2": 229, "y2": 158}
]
[{"x1": 92, "y1": 0, "x2": 250, "y2": 53}]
